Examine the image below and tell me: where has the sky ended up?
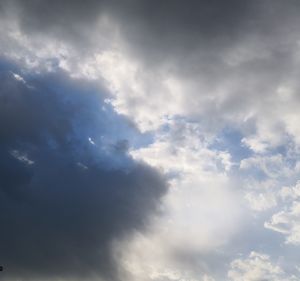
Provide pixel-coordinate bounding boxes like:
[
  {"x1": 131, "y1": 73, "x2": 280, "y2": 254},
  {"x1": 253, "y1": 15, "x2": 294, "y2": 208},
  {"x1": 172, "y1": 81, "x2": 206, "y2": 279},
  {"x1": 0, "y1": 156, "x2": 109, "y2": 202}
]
[{"x1": 1, "y1": 1, "x2": 300, "y2": 280}]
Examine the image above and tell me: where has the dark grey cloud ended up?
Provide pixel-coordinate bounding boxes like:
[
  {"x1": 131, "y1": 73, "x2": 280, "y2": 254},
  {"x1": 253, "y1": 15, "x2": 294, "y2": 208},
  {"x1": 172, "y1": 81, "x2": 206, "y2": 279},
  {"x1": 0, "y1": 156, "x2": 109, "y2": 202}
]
[
  {"x1": 114, "y1": 0, "x2": 300, "y2": 71},
  {"x1": 11, "y1": 1, "x2": 300, "y2": 56},
  {"x1": 2, "y1": 0, "x2": 296, "y2": 55},
  {"x1": 0, "y1": 61, "x2": 167, "y2": 281}
]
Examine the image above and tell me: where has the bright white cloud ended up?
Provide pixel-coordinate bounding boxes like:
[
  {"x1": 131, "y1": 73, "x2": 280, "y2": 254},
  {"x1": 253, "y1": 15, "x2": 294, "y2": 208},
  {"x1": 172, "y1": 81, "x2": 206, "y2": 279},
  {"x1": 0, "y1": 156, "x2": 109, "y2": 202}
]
[
  {"x1": 228, "y1": 252, "x2": 298, "y2": 281},
  {"x1": 114, "y1": 120, "x2": 243, "y2": 281},
  {"x1": 264, "y1": 181, "x2": 300, "y2": 245},
  {"x1": 244, "y1": 191, "x2": 277, "y2": 211}
]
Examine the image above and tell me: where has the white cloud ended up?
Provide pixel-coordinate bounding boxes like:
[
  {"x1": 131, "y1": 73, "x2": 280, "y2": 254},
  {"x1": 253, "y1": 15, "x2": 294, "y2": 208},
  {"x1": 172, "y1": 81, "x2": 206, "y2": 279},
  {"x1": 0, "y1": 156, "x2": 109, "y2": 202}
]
[
  {"x1": 244, "y1": 191, "x2": 277, "y2": 211},
  {"x1": 265, "y1": 202, "x2": 300, "y2": 245},
  {"x1": 238, "y1": 150, "x2": 300, "y2": 212},
  {"x1": 129, "y1": 120, "x2": 242, "y2": 251},
  {"x1": 264, "y1": 181, "x2": 300, "y2": 245},
  {"x1": 228, "y1": 252, "x2": 298, "y2": 281},
  {"x1": 11, "y1": 72, "x2": 26, "y2": 83},
  {"x1": 95, "y1": 51, "x2": 188, "y2": 131},
  {"x1": 240, "y1": 154, "x2": 287, "y2": 179},
  {"x1": 114, "y1": 228, "x2": 218, "y2": 281},
  {"x1": 10, "y1": 149, "x2": 34, "y2": 165},
  {"x1": 114, "y1": 120, "x2": 243, "y2": 281},
  {"x1": 280, "y1": 182, "x2": 300, "y2": 201}
]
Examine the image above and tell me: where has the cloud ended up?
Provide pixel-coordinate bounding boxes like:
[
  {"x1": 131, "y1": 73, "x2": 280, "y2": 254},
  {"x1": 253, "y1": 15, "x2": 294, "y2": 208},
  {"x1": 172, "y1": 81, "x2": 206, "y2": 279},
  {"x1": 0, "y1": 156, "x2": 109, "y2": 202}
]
[
  {"x1": 265, "y1": 182, "x2": 300, "y2": 245},
  {"x1": 244, "y1": 191, "x2": 277, "y2": 212},
  {"x1": 228, "y1": 251, "x2": 298, "y2": 281},
  {"x1": 3, "y1": 0, "x2": 300, "y2": 139},
  {"x1": 113, "y1": 119, "x2": 243, "y2": 281},
  {"x1": 0, "y1": 62, "x2": 167, "y2": 281},
  {"x1": 1, "y1": 1, "x2": 300, "y2": 280}
]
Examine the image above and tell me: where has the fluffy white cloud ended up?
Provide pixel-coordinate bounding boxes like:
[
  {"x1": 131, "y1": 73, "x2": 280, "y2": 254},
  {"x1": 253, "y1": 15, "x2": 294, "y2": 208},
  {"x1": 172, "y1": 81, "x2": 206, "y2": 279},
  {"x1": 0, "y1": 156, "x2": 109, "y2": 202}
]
[
  {"x1": 228, "y1": 252, "x2": 298, "y2": 281},
  {"x1": 244, "y1": 191, "x2": 277, "y2": 211},
  {"x1": 111, "y1": 120, "x2": 243, "y2": 281},
  {"x1": 130, "y1": 120, "x2": 242, "y2": 249},
  {"x1": 264, "y1": 181, "x2": 300, "y2": 245},
  {"x1": 280, "y1": 182, "x2": 300, "y2": 201},
  {"x1": 237, "y1": 146, "x2": 300, "y2": 211}
]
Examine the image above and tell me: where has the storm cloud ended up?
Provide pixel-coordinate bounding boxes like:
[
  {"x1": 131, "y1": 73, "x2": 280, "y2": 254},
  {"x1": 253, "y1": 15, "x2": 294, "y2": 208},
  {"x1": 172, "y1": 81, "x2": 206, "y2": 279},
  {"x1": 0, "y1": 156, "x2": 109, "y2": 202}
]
[
  {"x1": 0, "y1": 62, "x2": 166, "y2": 281},
  {"x1": 5, "y1": 0, "x2": 300, "y2": 62}
]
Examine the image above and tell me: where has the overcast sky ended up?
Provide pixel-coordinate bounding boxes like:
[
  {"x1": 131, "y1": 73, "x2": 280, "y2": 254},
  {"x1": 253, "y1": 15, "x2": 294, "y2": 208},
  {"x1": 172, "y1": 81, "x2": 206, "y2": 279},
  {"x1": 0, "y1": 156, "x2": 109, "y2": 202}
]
[{"x1": 1, "y1": 1, "x2": 300, "y2": 281}]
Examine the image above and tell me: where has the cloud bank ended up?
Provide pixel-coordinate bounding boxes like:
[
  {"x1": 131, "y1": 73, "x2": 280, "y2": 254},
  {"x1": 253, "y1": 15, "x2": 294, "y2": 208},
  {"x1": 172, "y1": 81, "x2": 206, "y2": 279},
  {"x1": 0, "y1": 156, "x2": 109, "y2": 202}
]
[{"x1": 1, "y1": 0, "x2": 300, "y2": 280}]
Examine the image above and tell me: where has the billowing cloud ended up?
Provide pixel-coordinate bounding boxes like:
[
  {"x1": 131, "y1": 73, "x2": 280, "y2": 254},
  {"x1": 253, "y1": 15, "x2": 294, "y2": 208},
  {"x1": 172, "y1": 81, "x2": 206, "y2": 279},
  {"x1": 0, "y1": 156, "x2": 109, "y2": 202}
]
[
  {"x1": 265, "y1": 181, "x2": 300, "y2": 245},
  {"x1": 228, "y1": 252, "x2": 298, "y2": 281},
  {"x1": 2, "y1": 0, "x2": 300, "y2": 136}
]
